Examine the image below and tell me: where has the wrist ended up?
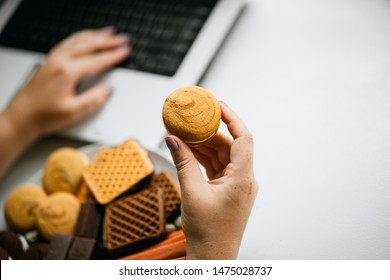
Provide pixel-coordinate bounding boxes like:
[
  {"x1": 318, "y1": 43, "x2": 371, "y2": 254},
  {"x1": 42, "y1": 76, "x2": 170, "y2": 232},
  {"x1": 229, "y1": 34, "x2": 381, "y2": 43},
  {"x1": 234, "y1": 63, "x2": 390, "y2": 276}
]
[
  {"x1": 0, "y1": 108, "x2": 40, "y2": 179},
  {"x1": 2, "y1": 102, "x2": 41, "y2": 145},
  {"x1": 186, "y1": 239, "x2": 240, "y2": 260}
]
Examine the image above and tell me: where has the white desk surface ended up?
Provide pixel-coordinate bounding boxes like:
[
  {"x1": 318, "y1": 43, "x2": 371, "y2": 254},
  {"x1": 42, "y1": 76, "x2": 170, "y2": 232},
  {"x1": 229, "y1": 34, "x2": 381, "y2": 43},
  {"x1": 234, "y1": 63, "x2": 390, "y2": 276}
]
[{"x1": 1, "y1": 0, "x2": 390, "y2": 259}]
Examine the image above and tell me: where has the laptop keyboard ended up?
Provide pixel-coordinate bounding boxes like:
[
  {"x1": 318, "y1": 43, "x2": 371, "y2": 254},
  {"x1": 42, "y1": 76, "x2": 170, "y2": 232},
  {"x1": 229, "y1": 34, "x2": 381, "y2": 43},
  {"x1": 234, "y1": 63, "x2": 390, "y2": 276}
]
[{"x1": 0, "y1": 0, "x2": 218, "y2": 77}]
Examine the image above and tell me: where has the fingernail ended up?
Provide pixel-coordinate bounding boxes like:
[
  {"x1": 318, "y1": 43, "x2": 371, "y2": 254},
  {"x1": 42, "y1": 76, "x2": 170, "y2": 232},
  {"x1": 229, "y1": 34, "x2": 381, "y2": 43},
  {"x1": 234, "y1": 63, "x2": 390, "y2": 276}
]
[
  {"x1": 102, "y1": 26, "x2": 115, "y2": 34},
  {"x1": 104, "y1": 84, "x2": 113, "y2": 97},
  {"x1": 219, "y1": 100, "x2": 229, "y2": 107},
  {"x1": 117, "y1": 33, "x2": 130, "y2": 41},
  {"x1": 165, "y1": 136, "x2": 178, "y2": 153},
  {"x1": 118, "y1": 45, "x2": 130, "y2": 53}
]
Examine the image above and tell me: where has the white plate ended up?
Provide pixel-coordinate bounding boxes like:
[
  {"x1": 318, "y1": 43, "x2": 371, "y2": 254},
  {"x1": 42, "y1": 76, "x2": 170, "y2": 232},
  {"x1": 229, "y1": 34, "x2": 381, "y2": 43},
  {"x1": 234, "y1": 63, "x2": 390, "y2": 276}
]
[
  {"x1": 1, "y1": 144, "x2": 177, "y2": 231},
  {"x1": 29, "y1": 143, "x2": 178, "y2": 184}
]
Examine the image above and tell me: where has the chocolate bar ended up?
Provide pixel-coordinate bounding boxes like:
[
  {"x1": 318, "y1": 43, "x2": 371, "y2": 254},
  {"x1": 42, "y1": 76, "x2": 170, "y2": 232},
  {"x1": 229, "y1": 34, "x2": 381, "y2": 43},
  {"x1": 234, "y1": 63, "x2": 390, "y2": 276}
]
[
  {"x1": 66, "y1": 237, "x2": 96, "y2": 260},
  {"x1": 73, "y1": 201, "x2": 102, "y2": 239},
  {"x1": 46, "y1": 234, "x2": 74, "y2": 260}
]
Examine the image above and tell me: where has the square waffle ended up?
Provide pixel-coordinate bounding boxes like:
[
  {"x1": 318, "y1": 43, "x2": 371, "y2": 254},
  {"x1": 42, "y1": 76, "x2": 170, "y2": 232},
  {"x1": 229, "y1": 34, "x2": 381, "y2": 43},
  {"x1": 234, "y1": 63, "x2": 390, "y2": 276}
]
[
  {"x1": 83, "y1": 140, "x2": 154, "y2": 205},
  {"x1": 103, "y1": 187, "x2": 166, "y2": 251},
  {"x1": 150, "y1": 171, "x2": 181, "y2": 218}
]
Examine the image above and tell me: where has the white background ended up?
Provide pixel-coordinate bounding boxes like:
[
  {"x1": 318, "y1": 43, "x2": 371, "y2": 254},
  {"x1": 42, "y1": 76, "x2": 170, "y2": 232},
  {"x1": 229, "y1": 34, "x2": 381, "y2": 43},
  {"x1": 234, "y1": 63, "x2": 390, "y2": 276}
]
[
  {"x1": 1, "y1": 0, "x2": 390, "y2": 259},
  {"x1": 201, "y1": 0, "x2": 390, "y2": 259},
  {"x1": 2, "y1": 260, "x2": 390, "y2": 280}
]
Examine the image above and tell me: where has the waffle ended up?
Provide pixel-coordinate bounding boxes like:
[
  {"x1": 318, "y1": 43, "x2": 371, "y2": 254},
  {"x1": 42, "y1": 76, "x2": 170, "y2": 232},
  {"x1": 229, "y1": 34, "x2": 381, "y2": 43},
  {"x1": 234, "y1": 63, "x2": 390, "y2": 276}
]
[
  {"x1": 83, "y1": 140, "x2": 154, "y2": 205},
  {"x1": 76, "y1": 180, "x2": 92, "y2": 203},
  {"x1": 103, "y1": 187, "x2": 166, "y2": 251},
  {"x1": 150, "y1": 171, "x2": 181, "y2": 218}
]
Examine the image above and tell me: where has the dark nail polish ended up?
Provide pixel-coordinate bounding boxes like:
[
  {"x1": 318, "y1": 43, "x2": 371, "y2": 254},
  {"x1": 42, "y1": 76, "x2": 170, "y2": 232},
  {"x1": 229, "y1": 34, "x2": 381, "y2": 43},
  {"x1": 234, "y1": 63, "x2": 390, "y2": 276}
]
[
  {"x1": 219, "y1": 100, "x2": 228, "y2": 107},
  {"x1": 105, "y1": 85, "x2": 113, "y2": 96},
  {"x1": 117, "y1": 33, "x2": 130, "y2": 41},
  {"x1": 165, "y1": 136, "x2": 178, "y2": 153},
  {"x1": 115, "y1": 45, "x2": 129, "y2": 55},
  {"x1": 102, "y1": 26, "x2": 115, "y2": 34}
]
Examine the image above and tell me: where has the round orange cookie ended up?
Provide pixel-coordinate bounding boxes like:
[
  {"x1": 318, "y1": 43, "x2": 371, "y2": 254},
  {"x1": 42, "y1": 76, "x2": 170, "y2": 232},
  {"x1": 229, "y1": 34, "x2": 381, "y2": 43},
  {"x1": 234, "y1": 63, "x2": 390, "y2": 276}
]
[
  {"x1": 43, "y1": 147, "x2": 88, "y2": 194},
  {"x1": 4, "y1": 184, "x2": 47, "y2": 233},
  {"x1": 162, "y1": 86, "x2": 221, "y2": 145},
  {"x1": 35, "y1": 192, "x2": 80, "y2": 240}
]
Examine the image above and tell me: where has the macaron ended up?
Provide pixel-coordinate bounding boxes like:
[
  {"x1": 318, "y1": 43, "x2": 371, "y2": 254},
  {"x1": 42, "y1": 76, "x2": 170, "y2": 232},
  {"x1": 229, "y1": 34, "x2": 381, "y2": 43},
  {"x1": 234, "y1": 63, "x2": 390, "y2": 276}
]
[
  {"x1": 4, "y1": 184, "x2": 48, "y2": 233},
  {"x1": 43, "y1": 147, "x2": 89, "y2": 194},
  {"x1": 162, "y1": 86, "x2": 221, "y2": 146},
  {"x1": 35, "y1": 192, "x2": 81, "y2": 241}
]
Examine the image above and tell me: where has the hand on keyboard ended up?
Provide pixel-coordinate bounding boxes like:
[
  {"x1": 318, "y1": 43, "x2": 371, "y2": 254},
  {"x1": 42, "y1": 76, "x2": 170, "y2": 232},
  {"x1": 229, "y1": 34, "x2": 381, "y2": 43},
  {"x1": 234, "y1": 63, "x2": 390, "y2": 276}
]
[
  {"x1": 0, "y1": 27, "x2": 130, "y2": 179},
  {"x1": 6, "y1": 27, "x2": 130, "y2": 137},
  {"x1": 0, "y1": 0, "x2": 217, "y2": 77}
]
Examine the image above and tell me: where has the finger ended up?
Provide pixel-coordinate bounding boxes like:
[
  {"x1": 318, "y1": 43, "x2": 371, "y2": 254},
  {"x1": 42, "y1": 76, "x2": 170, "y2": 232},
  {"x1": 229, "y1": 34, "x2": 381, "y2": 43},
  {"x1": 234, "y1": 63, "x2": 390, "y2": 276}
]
[
  {"x1": 73, "y1": 44, "x2": 130, "y2": 79},
  {"x1": 219, "y1": 101, "x2": 254, "y2": 165},
  {"x1": 67, "y1": 83, "x2": 112, "y2": 123},
  {"x1": 165, "y1": 135, "x2": 206, "y2": 193},
  {"x1": 71, "y1": 33, "x2": 130, "y2": 57},
  {"x1": 190, "y1": 148, "x2": 220, "y2": 180},
  {"x1": 220, "y1": 101, "x2": 251, "y2": 140},
  {"x1": 203, "y1": 132, "x2": 232, "y2": 150},
  {"x1": 191, "y1": 145, "x2": 225, "y2": 173},
  {"x1": 53, "y1": 28, "x2": 116, "y2": 55},
  {"x1": 197, "y1": 132, "x2": 232, "y2": 166}
]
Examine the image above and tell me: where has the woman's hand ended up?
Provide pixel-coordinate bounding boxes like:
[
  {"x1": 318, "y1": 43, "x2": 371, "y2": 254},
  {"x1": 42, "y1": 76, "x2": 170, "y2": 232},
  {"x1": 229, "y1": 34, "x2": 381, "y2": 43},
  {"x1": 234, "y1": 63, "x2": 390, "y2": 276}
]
[
  {"x1": 3, "y1": 27, "x2": 130, "y2": 140},
  {"x1": 0, "y1": 28, "x2": 130, "y2": 180},
  {"x1": 165, "y1": 102, "x2": 258, "y2": 259}
]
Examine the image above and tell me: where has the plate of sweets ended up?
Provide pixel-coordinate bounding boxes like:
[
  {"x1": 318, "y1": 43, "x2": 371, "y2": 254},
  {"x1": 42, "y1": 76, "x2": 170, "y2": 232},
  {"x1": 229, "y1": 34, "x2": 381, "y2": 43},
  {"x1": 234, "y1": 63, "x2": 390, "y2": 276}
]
[{"x1": 0, "y1": 140, "x2": 185, "y2": 260}]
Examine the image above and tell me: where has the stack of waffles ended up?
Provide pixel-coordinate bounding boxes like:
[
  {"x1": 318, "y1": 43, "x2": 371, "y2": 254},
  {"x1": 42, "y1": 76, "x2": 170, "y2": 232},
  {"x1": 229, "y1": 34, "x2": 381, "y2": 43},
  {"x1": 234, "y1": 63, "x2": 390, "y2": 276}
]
[{"x1": 80, "y1": 140, "x2": 183, "y2": 258}]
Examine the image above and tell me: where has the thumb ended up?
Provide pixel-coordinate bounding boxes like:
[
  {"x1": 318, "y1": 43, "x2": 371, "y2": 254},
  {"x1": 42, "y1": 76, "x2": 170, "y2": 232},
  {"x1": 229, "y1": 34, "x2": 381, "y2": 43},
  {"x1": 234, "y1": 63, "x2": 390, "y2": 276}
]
[{"x1": 165, "y1": 135, "x2": 205, "y2": 193}]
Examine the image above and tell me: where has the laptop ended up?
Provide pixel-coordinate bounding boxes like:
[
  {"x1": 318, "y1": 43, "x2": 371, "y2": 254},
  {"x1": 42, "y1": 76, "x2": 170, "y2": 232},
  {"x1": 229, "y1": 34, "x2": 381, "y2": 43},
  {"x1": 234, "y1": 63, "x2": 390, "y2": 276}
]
[{"x1": 0, "y1": 0, "x2": 245, "y2": 149}]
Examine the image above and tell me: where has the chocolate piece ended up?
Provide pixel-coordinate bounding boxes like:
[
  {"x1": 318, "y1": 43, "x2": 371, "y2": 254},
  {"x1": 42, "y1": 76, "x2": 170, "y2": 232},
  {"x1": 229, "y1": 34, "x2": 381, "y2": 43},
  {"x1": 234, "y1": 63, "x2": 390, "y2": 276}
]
[
  {"x1": 0, "y1": 247, "x2": 9, "y2": 260},
  {"x1": 73, "y1": 201, "x2": 102, "y2": 239},
  {"x1": 0, "y1": 231, "x2": 23, "y2": 259},
  {"x1": 46, "y1": 234, "x2": 74, "y2": 260},
  {"x1": 103, "y1": 187, "x2": 166, "y2": 251},
  {"x1": 18, "y1": 243, "x2": 50, "y2": 260},
  {"x1": 66, "y1": 237, "x2": 96, "y2": 260}
]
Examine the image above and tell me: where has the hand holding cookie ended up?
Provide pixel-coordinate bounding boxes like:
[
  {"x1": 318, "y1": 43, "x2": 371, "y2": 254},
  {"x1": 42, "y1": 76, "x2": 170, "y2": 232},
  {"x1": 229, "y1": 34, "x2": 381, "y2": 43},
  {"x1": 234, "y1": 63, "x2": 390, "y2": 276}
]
[{"x1": 165, "y1": 99, "x2": 258, "y2": 259}]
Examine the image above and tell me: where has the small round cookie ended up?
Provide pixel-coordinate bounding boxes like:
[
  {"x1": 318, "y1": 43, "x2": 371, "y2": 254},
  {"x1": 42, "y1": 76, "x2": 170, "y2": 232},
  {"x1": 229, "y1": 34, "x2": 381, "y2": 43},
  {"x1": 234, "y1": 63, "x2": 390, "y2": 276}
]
[
  {"x1": 35, "y1": 192, "x2": 81, "y2": 240},
  {"x1": 4, "y1": 184, "x2": 47, "y2": 233},
  {"x1": 0, "y1": 231, "x2": 23, "y2": 259},
  {"x1": 162, "y1": 86, "x2": 221, "y2": 146},
  {"x1": 43, "y1": 147, "x2": 89, "y2": 194}
]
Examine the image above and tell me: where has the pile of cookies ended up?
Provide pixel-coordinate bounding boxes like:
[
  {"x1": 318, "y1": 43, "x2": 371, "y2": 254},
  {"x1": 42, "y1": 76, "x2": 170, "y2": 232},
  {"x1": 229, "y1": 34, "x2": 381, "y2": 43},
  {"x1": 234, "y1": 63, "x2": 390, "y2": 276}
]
[{"x1": 2, "y1": 140, "x2": 184, "y2": 260}]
